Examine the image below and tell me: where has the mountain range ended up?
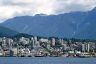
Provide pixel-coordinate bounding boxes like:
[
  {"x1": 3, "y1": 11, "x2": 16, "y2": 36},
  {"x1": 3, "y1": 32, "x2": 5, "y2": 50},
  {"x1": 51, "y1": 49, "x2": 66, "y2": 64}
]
[
  {"x1": 0, "y1": 26, "x2": 18, "y2": 37},
  {"x1": 0, "y1": 7, "x2": 96, "y2": 39}
]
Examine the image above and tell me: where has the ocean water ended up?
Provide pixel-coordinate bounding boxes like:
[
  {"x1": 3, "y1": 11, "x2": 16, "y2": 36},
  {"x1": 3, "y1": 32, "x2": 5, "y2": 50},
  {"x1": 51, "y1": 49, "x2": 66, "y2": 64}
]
[{"x1": 0, "y1": 57, "x2": 96, "y2": 64}]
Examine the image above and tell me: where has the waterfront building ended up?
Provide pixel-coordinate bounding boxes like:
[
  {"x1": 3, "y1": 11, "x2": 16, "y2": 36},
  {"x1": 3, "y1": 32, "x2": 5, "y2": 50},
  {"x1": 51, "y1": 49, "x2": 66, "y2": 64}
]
[
  {"x1": 23, "y1": 48, "x2": 31, "y2": 56},
  {"x1": 12, "y1": 48, "x2": 18, "y2": 56},
  {"x1": 0, "y1": 48, "x2": 3, "y2": 56}
]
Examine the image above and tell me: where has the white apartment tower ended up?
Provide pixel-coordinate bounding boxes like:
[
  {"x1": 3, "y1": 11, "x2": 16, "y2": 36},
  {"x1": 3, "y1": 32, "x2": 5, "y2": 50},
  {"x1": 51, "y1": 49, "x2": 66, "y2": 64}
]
[{"x1": 52, "y1": 38, "x2": 55, "y2": 46}]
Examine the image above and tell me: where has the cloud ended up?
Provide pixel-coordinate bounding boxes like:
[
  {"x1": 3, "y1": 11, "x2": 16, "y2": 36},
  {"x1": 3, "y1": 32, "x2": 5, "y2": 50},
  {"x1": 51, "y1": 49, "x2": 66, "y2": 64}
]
[{"x1": 0, "y1": 0, "x2": 96, "y2": 22}]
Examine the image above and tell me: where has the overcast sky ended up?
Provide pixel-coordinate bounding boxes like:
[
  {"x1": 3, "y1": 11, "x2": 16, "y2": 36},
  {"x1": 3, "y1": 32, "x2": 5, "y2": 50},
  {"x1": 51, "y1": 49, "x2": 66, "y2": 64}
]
[{"x1": 0, "y1": 0, "x2": 96, "y2": 22}]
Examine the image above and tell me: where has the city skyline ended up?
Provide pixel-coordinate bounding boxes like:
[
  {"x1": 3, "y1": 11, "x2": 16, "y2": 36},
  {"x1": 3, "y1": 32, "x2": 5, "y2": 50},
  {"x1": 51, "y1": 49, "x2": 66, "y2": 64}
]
[{"x1": 0, "y1": 36, "x2": 96, "y2": 57}]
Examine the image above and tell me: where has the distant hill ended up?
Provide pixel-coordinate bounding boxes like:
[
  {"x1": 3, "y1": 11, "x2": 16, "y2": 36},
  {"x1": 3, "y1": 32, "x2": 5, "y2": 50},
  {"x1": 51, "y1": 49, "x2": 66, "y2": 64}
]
[
  {"x1": 1, "y1": 7, "x2": 96, "y2": 39},
  {"x1": 13, "y1": 33, "x2": 33, "y2": 38},
  {"x1": 0, "y1": 26, "x2": 18, "y2": 37}
]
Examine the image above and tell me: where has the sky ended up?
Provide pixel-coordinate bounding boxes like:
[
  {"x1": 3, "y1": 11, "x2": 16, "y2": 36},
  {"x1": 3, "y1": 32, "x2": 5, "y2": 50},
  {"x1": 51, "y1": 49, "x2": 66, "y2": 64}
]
[{"x1": 0, "y1": 0, "x2": 96, "y2": 22}]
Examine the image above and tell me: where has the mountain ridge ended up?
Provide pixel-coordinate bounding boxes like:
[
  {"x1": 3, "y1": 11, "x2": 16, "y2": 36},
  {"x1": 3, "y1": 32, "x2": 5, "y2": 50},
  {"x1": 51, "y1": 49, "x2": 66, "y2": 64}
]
[
  {"x1": 0, "y1": 26, "x2": 18, "y2": 37},
  {"x1": 1, "y1": 7, "x2": 96, "y2": 39}
]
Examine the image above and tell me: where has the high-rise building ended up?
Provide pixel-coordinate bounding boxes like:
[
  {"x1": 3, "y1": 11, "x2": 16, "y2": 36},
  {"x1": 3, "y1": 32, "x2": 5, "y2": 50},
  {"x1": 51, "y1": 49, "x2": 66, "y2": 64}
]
[
  {"x1": 31, "y1": 37, "x2": 35, "y2": 49},
  {"x1": 82, "y1": 43, "x2": 90, "y2": 52},
  {"x1": 59, "y1": 39, "x2": 64, "y2": 45},
  {"x1": 87, "y1": 43, "x2": 90, "y2": 52},
  {"x1": 7, "y1": 38, "x2": 13, "y2": 49},
  {"x1": 82, "y1": 43, "x2": 85, "y2": 52},
  {"x1": 51, "y1": 38, "x2": 55, "y2": 46},
  {"x1": 32, "y1": 36, "x2": 40, "y2": 48},
  {"x1": 47, "y1": 40, "x2": 51, "y2": 49}
]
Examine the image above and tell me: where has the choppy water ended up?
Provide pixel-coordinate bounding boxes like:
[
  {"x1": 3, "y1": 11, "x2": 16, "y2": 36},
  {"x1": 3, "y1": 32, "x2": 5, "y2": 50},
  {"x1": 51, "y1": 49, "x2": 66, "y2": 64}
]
[{"x1": 0, "y1": 57, "x2": 96, "y2": 64}]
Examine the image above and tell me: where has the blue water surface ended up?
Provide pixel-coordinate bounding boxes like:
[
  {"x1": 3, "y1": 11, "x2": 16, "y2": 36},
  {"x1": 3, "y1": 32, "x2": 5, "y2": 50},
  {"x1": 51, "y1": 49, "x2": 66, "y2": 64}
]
[{"x1": 0, "y1": 57, "x2": 96, "y2": 64}]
